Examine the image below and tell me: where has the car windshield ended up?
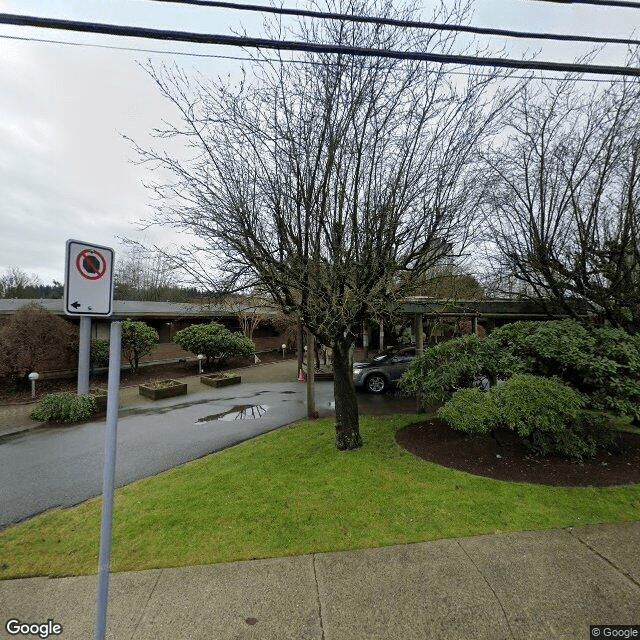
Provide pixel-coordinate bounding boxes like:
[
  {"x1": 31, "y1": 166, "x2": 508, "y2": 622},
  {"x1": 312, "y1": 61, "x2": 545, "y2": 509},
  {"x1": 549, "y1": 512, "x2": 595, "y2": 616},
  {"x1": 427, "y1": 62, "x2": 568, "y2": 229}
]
[{"x1": 370, "y1": 349, "x2": 413, "y2": 362}]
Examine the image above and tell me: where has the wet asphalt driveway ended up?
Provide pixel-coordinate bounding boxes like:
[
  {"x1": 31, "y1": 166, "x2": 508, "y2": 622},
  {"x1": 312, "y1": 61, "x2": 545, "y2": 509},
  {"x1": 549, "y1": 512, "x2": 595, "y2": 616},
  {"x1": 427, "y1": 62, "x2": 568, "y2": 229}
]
[{"x1": 0, "y1": 382, "x2": 416, "y2": 528}]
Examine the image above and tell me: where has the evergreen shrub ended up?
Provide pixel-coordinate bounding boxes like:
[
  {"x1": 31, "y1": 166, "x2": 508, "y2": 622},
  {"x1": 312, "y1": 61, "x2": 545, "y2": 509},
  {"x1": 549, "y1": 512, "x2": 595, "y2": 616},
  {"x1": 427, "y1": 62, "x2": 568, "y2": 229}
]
[
  {"x1": 438, "y1": 374, "x2": 613, "y2": 459},
  {"x1": 31, "y1": 393, "x2": 97, "y2": 423}
]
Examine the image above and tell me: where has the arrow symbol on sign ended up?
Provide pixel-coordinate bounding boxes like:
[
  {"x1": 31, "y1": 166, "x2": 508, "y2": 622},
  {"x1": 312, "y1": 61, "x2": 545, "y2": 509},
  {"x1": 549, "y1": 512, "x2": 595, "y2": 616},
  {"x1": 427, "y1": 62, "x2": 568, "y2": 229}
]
[{"x1": 71, "y1": 301, "x2": 81, "y2": 309}]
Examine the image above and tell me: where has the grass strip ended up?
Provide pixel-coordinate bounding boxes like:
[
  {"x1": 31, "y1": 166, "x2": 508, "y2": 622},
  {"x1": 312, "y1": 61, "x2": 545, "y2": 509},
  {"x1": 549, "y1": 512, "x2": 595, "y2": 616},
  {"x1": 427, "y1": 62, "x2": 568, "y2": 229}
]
[{"x1": 1, "y1": 414, "x2": 639, "y2": 579}]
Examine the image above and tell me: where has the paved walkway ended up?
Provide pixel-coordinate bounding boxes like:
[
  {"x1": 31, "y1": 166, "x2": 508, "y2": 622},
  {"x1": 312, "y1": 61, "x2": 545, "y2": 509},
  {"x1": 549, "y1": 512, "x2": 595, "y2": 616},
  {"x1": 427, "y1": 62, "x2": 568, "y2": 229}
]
[
  {"x1": 0, "y1": 359, "x2": 302, "y2": 438},
  {"x1": 1, "y1": 360, "x2": 638, "y2": 639}
]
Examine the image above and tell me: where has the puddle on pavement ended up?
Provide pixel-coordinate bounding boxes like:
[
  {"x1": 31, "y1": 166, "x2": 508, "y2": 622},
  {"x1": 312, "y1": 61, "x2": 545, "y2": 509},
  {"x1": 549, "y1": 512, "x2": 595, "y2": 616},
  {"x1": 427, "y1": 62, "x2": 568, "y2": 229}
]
[{"x1": 195, "y1": 404, "x2": 270, "y2": 423}]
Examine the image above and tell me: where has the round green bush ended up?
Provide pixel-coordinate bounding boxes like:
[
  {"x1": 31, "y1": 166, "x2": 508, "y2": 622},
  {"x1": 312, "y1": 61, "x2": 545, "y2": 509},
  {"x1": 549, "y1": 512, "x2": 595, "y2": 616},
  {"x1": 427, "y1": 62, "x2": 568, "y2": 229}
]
[
  {"x1": 90, "y1": 339, "x2": 110, "y2": 368},
  {"x1": 485, "y1": 320, "x2": 640, "y2": 423},
  {"x1": 438, "y1": 374, "x2": 613, "y2": 459},
  {"x1": 398, "y1": 334, "x2": 493, "y2": 406},
  {"x1": 400, "y1": 319, "x2": 640, "y2": 423},
  {"x1": 437, "y1": 388, "x2": 499, "y2": 434},
  {"x1": 174, "y1": 322, "x2": 255, "y2": 367},
  {"x1": 490, "y1": 374, "x2": 585, "y2": 438},
  {"x1": 31, "y1": 393, "x2": 97, "y2": 423}
]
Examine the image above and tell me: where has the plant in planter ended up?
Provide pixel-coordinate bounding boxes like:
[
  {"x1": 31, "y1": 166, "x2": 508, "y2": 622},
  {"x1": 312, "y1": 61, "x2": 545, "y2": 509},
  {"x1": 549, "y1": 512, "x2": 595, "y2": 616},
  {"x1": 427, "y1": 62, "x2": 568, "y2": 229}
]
[
  {"x1": 138, "y1": 379, "x2": 188, "y2": 400},
  {"x1": 200, "y1": 372, "x2": 242, "y2": 388}
]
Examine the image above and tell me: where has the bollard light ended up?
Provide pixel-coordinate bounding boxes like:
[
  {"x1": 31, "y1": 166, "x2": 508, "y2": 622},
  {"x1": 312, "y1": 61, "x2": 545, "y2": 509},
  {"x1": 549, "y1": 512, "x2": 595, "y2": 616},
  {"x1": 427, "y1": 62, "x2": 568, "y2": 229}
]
[
  {"x1": 281, "y1": 343, "x2": 287, "y2": 359},
  {"x1": 197, "y1": 354, "x2": 205, "y2": 374},
  {"x1": 28, "y1": 372, "x2": 39, "y2": 398}
]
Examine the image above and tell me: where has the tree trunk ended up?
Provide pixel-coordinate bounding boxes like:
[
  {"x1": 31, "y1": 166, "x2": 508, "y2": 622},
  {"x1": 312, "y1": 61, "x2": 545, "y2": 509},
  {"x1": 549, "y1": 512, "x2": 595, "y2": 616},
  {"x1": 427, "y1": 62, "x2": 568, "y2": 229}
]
[{"x1": 332, "y1": 340, "x2": 362, "y2": 451}]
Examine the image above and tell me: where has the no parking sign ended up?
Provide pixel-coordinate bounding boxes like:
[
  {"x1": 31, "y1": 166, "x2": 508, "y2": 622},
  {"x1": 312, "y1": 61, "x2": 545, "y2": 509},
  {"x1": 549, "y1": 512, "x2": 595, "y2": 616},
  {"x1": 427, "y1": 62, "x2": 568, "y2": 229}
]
[{"x1": 64, "y1": 239, "x2": 114, "y2": 316}]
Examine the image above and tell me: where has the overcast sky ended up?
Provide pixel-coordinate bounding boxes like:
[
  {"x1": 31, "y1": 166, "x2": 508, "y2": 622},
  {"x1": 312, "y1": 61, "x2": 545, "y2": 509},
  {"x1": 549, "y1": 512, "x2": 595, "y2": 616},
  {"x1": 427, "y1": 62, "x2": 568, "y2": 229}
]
[{"x1": 0, "y1": 0, "x2": 637, "y2": 285}]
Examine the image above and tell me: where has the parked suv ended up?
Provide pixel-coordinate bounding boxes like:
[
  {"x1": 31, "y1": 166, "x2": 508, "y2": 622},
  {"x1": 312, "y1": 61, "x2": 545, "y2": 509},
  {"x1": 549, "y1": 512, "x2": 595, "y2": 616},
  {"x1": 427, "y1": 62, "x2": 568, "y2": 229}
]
[{"x1": 353, "y1": 347, "x2": 416, "y2": 394}]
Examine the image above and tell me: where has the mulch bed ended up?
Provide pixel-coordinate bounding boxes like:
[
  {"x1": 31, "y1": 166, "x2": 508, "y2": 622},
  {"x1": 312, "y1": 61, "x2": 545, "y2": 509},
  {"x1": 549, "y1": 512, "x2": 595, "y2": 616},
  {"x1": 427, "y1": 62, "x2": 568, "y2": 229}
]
[{"x1": 396, "y1": 418, "x2": 640, "y2": 487}]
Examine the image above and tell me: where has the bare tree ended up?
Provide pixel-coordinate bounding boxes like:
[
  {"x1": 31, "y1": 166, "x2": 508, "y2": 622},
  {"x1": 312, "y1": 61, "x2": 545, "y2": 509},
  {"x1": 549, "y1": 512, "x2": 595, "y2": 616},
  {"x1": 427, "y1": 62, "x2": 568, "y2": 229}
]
[
  {"x1": 114, "y1": 244, "x2": 198, "y2": 302},
  {"x1": 0, "y1": 267, "x2": 42, "y2": 299},
  {"x1": 133, "y1": 0, "x2": 512, "y2": 449},
  {"x1": 403, "y1": 263, "x2": 485, "y2": 300},
  {"x1": 219, "y1": 292, "x2": 280, "y2": 341},
  {"x1": 483, "y1": 71, "x2": 640, "y2": 332}
]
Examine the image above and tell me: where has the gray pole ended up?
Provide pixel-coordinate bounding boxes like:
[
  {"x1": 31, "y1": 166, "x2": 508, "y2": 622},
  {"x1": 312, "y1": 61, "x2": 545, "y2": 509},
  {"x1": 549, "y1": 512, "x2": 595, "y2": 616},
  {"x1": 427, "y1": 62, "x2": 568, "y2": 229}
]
[
  {"x1": 94, "y1": 321, "x2": 122, "y2": 640},
  {"x1": 415, "y1": 313, "x2": 424, "y2": 413},
  {"x1": 306, "y1": 329, "x2": 317, "y2": 418},
  {"x1": 78, "y1": 315, "x2": 92, "y2": 395}
]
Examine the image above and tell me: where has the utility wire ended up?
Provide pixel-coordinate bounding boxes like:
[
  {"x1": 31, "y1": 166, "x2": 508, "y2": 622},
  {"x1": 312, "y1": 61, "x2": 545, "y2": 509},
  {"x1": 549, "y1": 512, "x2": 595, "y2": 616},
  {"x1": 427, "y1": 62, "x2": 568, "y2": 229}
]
[
  {"x1": 530, "y1": 0, "x2": 640, "y2": 8},
  {"x1": 146, "y1": 0, "x2": 640, "y2": 47},
  {"x1": 1, "y1": 13, "x2": 639, "y2": 76},
  {"x1": 0, "y1": 32, "x2": 623, "y2": 83}
]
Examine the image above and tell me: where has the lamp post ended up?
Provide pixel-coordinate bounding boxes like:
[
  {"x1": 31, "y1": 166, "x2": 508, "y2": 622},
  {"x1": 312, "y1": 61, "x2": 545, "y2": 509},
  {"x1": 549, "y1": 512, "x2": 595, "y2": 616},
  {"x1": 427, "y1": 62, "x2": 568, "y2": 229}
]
[
  {"x1": 28, "y1": 372, "x2": 39, "y2": 399},
  {"x1": 197, "y1": 354, "x2": 205, "y2": 374},
  {"x1": 281, "y1": 343, "x2": 287, "y2": 359}
]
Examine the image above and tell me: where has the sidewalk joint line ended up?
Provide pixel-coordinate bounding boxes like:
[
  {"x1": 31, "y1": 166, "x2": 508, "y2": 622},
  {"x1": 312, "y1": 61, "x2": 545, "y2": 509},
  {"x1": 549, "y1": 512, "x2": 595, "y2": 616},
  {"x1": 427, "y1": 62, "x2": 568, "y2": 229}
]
[
  {"x1": 457, "y1": 540, "x2": 516, "y2": 640},
  {"x1": 568, "y1": 527, "x2": 640, "y2": 590},
  {"x1": 312, "y1": 554, "x2": 326, "y2": 640},
  {"x1": 128, "y1": 568, "x2": 164, "y2": 640}
]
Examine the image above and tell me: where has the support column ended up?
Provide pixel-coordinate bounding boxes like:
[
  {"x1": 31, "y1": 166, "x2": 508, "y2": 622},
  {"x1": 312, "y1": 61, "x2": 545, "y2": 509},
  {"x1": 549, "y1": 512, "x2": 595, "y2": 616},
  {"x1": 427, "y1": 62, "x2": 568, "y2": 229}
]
[
  {"x1": 414, "y1": 313, "x2": 424, "y2": 413},
  {"x1": 362, "y1": 320, "x2": 369, "y2": 360},
  {"x1": 306, "y1": 329, "x2": 317, "y2": 419},
  {"x1": 415, "y1": 313, "x2": 424, "y2": 357}
]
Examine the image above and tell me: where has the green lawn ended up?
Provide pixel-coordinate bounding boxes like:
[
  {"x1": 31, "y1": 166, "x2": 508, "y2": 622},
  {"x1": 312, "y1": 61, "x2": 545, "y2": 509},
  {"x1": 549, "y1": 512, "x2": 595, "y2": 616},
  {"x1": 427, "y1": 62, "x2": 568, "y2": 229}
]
[{"x1": 1, "y1": 414, "x2": 639, "y2": 579}]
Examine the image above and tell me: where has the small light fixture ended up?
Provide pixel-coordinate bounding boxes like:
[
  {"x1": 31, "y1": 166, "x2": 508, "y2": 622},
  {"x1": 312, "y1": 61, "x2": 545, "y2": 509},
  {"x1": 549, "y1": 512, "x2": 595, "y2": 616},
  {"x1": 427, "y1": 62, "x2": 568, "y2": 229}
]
[
  {"x1": 197, "y1": 354, "x2": 205, "y2": 374},
  {"x1": 28, "y1": 372, "x2": 39, "y2": 398},
  {"x1": 281, "y1": 343, "x2": 287, "y2": 359}
]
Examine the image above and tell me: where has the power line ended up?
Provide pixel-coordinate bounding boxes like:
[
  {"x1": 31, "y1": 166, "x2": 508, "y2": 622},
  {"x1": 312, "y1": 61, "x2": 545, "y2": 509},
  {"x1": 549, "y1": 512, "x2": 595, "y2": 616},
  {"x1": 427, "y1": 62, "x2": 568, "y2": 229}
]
[
  {"x1": 0, "y1": 13, "x2": 638, "y2": 76},
  {"x1": 0, "y1": 32, "x2": 623, "y2": 83},
  {"x1": 146, "y1": 0, "x2": 640, "y2": 47},
  {"x1": 530, "y1": 0, "x2": 640, "y2": 8}
]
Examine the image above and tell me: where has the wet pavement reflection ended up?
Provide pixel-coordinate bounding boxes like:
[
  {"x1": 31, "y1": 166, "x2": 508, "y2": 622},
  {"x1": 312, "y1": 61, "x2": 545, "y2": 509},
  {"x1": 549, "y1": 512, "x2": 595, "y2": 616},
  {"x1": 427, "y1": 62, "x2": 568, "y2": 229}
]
[{"x1": 195, "y1": 404, "x2": 270, "y2": 423}]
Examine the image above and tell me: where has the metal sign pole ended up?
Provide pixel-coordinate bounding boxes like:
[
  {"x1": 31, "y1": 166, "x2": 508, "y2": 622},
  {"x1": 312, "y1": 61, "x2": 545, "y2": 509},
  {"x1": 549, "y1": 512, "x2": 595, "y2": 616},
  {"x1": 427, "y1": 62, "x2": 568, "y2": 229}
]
[
  {"x1": 94, "y1": 321, "x2": 122, "y2": 640},
  {"x1": 78, "y1": 316, "x2": 91, "y2": 395}
]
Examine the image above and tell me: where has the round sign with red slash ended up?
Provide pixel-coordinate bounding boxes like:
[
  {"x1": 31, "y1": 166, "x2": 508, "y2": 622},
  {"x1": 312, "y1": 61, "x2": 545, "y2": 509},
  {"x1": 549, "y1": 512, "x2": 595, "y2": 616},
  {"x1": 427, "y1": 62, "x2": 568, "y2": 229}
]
[{"x1": 76, "y1": 249, "x2": 108, "y2": 280}]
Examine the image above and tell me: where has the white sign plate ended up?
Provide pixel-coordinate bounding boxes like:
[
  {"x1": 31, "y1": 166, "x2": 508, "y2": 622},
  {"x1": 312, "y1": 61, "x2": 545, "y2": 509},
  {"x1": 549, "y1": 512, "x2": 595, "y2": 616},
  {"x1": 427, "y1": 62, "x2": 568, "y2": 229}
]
[{"x1": 64, "y1": 239, "x2": 114, "y2": 316}]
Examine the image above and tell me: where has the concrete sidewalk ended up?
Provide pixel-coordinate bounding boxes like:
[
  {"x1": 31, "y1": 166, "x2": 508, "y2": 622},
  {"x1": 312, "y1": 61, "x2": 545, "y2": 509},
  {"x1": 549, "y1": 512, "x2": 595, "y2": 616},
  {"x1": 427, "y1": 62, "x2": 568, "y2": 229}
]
[{"x1": 1, "y1": 522, "x2": 638, "y2": 639}]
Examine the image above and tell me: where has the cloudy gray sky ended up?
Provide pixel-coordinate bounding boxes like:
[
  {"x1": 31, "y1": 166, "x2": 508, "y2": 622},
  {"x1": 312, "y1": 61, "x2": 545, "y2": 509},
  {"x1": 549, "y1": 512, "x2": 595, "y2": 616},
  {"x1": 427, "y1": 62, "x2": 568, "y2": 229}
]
[{"x1": 0, "y1": 0, "x2": 637, "y2": 285}]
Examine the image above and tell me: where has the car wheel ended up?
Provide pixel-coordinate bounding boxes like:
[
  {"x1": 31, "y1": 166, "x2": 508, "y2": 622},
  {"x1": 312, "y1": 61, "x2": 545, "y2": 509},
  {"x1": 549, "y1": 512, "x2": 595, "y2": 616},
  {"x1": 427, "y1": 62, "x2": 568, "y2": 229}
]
[{"x1": 366, "y1": 374, "x2": 387, "y2": 394}]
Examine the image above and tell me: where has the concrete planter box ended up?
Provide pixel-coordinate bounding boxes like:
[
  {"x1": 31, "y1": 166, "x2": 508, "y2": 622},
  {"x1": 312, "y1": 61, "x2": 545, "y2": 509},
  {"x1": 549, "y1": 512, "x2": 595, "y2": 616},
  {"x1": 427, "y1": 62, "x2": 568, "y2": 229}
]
[
  {"x1": 90, "y1": 390, "x2": 108, "y2": 414},
  {"x1": 302, "y1": 369, "x2": 334, "y2": 381},
  {"x1": 200, "y1": 374, "x2": 241, "y2": 388},
  {"x1": 139, "y1": 379, "x2": 187, "y2": 400}
]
